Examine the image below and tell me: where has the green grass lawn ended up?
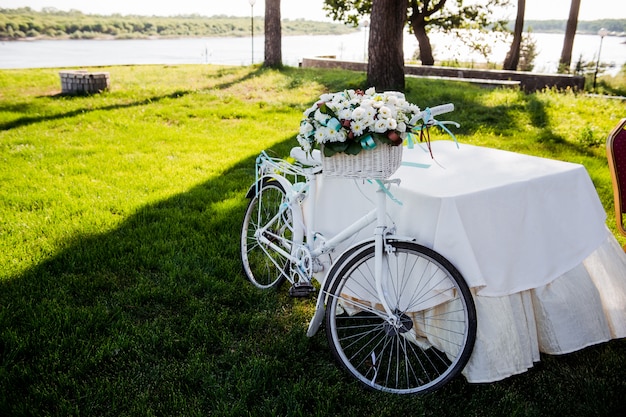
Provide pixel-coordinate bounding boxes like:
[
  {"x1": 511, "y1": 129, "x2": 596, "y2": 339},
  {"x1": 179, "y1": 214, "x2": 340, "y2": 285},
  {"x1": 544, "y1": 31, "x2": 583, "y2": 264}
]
[{"x1": 1, "y1": 64, "x2": 625, "y2": 416}]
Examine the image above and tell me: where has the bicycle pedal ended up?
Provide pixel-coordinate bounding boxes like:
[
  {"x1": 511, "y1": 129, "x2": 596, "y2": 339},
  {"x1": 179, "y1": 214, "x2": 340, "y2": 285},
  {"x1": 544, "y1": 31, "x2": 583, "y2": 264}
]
[{"x1": 288, "y1": 283, "x2": 315, "y2": 298}]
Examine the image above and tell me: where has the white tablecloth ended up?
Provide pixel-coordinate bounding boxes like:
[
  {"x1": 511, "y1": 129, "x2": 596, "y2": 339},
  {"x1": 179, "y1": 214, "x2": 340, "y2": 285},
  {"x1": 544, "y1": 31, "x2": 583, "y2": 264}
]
[{"x1": 308, "y1": 141, "x2": 626, "y2": 382}]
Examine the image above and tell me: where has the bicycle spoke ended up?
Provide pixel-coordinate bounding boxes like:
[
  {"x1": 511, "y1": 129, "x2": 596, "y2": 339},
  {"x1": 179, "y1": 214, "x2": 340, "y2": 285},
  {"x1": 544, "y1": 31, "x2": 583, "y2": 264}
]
[{"x1": 326, "y1": 241, "x2": 476, "y2": 395}]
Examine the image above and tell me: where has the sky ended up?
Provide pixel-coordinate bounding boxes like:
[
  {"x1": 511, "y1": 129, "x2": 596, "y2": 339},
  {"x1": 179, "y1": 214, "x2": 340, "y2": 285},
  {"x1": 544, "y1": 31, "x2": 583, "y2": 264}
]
[{"x1": 3, "y1": 0, "x2": 624, "y2": 21}]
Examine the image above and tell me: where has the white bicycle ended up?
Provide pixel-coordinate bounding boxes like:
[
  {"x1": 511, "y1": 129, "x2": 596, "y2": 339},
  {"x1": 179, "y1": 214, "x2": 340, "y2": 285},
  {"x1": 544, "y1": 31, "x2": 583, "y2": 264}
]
[{"x1": 240, "y1": 104, "x2": 476, "y2": 395}]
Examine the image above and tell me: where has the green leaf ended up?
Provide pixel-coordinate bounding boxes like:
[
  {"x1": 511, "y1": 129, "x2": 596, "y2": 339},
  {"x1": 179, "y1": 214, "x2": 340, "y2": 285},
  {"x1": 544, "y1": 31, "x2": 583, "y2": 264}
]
[
  {"x1": 345, "y1": 141, "x2": 362, "y2": 155},
  {"x1": 376, "y1": 133, "x2": 393, "y2": 146},
  {"x1": 323, "y1": 146, "x2": 337, "y2": 157},
  {"x1": 319, "y1": 103, "x2": 337, "y2": 119}
]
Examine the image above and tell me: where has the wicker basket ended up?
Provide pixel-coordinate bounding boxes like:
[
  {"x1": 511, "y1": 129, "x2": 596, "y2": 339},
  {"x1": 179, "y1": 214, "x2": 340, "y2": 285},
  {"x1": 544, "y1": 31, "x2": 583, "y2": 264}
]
[{"x1": 322, "y1": 143, "x2": 403, "y2": 179}]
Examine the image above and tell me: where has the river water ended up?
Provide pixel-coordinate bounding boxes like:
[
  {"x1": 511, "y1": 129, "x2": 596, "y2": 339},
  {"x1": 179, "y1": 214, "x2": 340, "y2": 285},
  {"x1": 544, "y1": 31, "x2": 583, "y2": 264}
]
[{"x1": 1, "y1": 30, "x2": 624, "y2": 75}]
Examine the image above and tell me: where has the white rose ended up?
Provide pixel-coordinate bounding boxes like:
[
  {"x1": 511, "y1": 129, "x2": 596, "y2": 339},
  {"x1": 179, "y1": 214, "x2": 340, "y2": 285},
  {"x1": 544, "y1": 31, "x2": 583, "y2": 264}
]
[
  {"x1": 379, "y1": 106, "x2": 392, "y2": 119},
  {"x1": 374, "y1": 119, "x2": 389, "y2": 133},
  {"x1": 352, "y1": 107, "x2": 366, "y2": 120}
]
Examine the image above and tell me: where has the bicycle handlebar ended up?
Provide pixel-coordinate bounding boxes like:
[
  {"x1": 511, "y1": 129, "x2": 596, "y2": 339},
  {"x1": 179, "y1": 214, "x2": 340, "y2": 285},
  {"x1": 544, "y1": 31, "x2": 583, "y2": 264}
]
[{"x1": 409, "y1": 103, "x2": 454, "y2": 126}]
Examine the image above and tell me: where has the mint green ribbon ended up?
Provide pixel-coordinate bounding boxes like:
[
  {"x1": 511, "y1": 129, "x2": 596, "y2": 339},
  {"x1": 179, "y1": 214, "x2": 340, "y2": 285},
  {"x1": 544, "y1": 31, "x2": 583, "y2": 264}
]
[
  {"x1": 406, "y1": 132, "x2": 419, "y2": 149},
  {"x1": 411, "y1": 122, "x2": 460, "y2": 144},
  {"x1": 360, "y1": 134, "x2": 376, "y2": 150},
  {"x1": 401, "y1": 161, "x2": 431, "y2": 169},
  {"x1": 371, "y1": 179, "x2": 403, "y2": 206},
  {"x1": 409, "y1": 106, "x2": 461, "y2": 148},
  {"x1": 327, "y1": 117, "x2": 341, "y2": 132}
]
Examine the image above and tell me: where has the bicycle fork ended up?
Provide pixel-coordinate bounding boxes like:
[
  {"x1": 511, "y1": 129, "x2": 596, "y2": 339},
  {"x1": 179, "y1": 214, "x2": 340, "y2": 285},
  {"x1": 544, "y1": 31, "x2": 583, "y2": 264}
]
[
  {"x1": 307, "y1": 180, "x2": 402, "y2": 336},
  {"x1": 373, "y1": 184, "x2": 400, "y2": 328}
]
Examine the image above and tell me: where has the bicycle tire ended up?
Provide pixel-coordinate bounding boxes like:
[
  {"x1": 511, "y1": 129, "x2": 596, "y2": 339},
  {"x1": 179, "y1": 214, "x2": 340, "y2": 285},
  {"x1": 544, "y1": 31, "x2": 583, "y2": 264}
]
[
  {"x1": 240, "y1": 180, "x2": 293, "y2": 289},
  {"x1": 325, "y1": 240, "x2": 476, "y2": 394}
]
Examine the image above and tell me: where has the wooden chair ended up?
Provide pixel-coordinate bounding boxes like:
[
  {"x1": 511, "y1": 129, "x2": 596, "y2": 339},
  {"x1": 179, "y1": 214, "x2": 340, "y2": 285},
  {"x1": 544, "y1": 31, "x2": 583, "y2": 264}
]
[{"x1": 606, "y1": 119, "x2": 626, "y2": 251}]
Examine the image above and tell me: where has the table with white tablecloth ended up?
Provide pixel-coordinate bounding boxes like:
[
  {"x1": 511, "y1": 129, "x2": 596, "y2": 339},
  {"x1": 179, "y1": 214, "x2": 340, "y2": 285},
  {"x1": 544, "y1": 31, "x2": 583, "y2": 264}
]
[{"x1": 307, "y1": 141, "x2": 626, "y2": 383}]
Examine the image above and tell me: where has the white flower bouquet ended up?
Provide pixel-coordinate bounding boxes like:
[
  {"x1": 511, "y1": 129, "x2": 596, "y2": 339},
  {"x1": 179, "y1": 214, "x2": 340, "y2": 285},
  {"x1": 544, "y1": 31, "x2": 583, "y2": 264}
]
[{"x1": 296, "y1": 87, "x2": 422, "y2": 157}]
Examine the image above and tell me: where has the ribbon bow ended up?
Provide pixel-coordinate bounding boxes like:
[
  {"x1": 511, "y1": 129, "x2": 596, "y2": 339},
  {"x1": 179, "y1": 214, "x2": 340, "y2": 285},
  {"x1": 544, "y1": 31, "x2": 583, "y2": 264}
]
[{"x1": 406, "y1": 107, "x2": 460, "y2": 151}]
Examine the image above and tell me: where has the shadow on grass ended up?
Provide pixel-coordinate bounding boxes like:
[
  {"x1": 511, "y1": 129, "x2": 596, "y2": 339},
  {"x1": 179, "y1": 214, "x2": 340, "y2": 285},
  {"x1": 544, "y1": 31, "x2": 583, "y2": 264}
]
[
  {"x1": 1, "y1": 66, "x2": 268, "y2": 132},
  {"x1": 1, "y1": 67, "x2": 624, "y2": 416},
  {"x1": 0, "y1": 137, "x2": 335, "y2": 416},
  {"x1": 406, "y1": 78, "x2": 603, "y2": 158}
]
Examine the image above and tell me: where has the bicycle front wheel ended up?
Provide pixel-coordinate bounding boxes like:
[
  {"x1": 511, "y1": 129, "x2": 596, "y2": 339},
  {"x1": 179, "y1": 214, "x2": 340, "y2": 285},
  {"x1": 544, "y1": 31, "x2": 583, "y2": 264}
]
[
  {"x1": 325, "y1": 241, "x2": 476, "y2": 395},
  {"x1": 240, "y1": 180, "x2": 293, "y2": 289}
]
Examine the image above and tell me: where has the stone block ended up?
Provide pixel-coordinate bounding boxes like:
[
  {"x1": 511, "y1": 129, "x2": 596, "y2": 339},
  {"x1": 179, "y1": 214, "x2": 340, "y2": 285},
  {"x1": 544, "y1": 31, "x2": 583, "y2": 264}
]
[{"x1": 59, "y1": 70, "x2": 110, "y2": 94}]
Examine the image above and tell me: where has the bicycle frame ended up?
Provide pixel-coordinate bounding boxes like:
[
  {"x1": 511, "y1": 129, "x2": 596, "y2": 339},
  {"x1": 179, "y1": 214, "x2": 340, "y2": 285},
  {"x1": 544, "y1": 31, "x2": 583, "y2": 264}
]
[{"x1": 250, "y1": 151, "x2": 401, "y2": 335}]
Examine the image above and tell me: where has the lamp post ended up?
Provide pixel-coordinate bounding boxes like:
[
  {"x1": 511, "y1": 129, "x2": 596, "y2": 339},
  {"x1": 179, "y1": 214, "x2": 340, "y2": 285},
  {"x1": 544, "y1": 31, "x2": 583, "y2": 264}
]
[
  {"x1": 249, "y1": 0, "x2": 256, "y2": 65},
  {"x1": 593, "y1": 28, "x2": 608, "y2": 91}
]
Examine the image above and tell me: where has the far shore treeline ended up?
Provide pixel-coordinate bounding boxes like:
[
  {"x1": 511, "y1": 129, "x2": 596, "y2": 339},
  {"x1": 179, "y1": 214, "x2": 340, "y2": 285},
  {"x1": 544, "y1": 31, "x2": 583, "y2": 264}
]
[
  {"x1": 1, "y1": 7, "x2": 625, "y2": 41},
  {"x1": 0, "y1": 7, "x2": 356, "y2": 40}
]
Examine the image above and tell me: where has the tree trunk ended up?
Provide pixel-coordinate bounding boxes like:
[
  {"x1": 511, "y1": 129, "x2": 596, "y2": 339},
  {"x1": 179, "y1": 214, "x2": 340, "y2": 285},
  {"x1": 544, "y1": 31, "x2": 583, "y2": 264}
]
[
  {"x1": 367, "y1": 0, "x2": 408, "y2": 91},
  {"x1": 404, "y1": 9, "x2": 435, "y2": 65},
  {"x1": 559, "y1": 0, "x2": 581, "y2": 73},
  {"x1": 411, "y1": 17, "x2": 434, "y2": 66},
  {"x1": 408, "y1": 0, "x2": 447, "y2": 66},
  {"x1": 264, "y1": 0, "x2": 282, "y2": 68},
  {"x1": 503, "y1": 0, "x2": 525, "y2": 71}
]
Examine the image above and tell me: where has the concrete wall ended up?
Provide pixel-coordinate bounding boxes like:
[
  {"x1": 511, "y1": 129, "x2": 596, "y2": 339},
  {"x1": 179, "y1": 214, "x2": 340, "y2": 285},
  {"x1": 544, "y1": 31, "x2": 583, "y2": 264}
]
[{"x1": 301, "y1": 58, "x2": 585, "y2": 92}]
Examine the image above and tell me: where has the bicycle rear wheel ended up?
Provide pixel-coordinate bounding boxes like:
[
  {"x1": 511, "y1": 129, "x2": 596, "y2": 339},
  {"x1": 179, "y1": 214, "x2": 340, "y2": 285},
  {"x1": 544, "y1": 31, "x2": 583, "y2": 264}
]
[
  {"x1": 325, "y1": 240, "x2": 476, "y2": 394},
  {"x1": 241, "y1": 180, "x2": 293, "y2": 289}
]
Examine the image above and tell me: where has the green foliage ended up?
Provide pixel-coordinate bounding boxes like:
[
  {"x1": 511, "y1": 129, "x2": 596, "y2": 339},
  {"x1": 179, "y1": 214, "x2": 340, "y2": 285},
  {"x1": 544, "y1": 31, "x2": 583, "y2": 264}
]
[
  {"x1": 596, "y1": 64, "x2": 626, "y2": 96},
  {"x1": 323, "y1": 0, "x2": 372, "y2": 27},
  {"x1": 0, "y1": 7, "x2": 354, "y2": 40},
  {"x1": 518, "y1": 31, "x2": 538, "y2": 72},
  {"x1": 324, "y1": 0, "x2": 511, "y2": 66},
  {"x1": 573, "y1": 58, "x2": 626, "y2": 94},
  {"x1": 0, "y1": 64, "x2": 625, "y2": 416},
  {"x1": 324, "y1": 0, "x2": 512, "y2": 31}
]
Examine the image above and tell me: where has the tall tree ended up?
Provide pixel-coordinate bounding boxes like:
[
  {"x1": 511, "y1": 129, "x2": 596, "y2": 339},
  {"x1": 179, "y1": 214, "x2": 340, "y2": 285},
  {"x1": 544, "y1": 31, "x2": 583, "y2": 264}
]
[
  {"x1": 367, "y1": 0, "x2": 408, "y2": 90},
  {"x1": 324, "y1": 0, "x2": 509, "y2": 66},
  {"x1": 503, "y1": 0, "x2": 525, "y2": 70},
  {"x1": 559, "y1": 0, "x2": 581, "y2": 73},
  {"x1": 264, "y1": 0, "x2": 282, "y2": 68}
]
